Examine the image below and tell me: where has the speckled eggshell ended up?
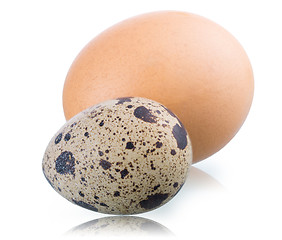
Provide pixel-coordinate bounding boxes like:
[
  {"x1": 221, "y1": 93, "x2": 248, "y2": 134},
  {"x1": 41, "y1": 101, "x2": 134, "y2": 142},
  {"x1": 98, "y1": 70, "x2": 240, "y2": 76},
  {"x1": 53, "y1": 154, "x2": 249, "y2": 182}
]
[{"x1": 42, "y1": 97, "x2": 192, "y2": 215}]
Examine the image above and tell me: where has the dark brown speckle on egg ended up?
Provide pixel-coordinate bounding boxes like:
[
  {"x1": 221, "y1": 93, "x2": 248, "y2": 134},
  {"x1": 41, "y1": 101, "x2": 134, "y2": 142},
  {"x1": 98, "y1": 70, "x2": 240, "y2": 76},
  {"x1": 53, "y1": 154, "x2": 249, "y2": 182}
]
[
  {"x1": 139, "y1": 193, "x2": 169, "y2": 210},
  {"x1": 55, "y1": 133, "x2": 62, "y2": 144},
  {"x1": 55, "y1": 151, "x2": 75, "y2": 176},
  {"x1": 133, "y1": 106, "x2": 157, "y2": 123},
  {"x1": 172, "y1": 123, "x2": 188, "y2": 150}
]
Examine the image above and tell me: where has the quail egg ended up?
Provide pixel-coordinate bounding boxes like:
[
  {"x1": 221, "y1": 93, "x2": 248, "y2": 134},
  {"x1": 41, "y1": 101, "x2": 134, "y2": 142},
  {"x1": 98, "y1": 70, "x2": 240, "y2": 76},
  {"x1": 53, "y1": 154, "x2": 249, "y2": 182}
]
[{"x1": 42, "y1": 97, "x2": 192, "y2": 214}]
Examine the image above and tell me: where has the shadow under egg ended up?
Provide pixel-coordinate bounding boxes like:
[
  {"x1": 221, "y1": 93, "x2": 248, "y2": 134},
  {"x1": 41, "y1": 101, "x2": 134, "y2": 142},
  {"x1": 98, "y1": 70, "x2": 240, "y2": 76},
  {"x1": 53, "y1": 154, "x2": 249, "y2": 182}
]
[{"x1": 185, "y1": 166, "x2": 226, "y2": 191}]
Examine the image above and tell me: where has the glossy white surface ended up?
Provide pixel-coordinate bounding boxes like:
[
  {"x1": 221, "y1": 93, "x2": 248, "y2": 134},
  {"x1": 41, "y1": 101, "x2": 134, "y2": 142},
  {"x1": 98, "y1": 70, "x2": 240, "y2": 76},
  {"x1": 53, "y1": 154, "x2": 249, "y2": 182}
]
[{"x1": 1, "y1": 1, "x2": 281, "y2": 239}]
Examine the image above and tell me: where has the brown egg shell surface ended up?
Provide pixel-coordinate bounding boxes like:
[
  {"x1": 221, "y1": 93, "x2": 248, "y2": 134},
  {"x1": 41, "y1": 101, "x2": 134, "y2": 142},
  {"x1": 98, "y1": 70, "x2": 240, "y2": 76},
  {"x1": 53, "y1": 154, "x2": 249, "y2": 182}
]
[
  {"x1": 63, "y1": 11, "x2": 254, "y2": 163},
  {"x1": 42, "y1": 97, "x2": 192, "y2": 215}
]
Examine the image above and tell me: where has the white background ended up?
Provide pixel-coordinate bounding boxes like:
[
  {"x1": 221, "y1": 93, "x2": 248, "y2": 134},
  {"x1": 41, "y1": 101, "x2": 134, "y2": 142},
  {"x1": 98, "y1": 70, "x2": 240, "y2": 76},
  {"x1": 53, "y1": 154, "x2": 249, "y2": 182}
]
[{"x1": 1, "y1": 0, "x2": 281, "y2": 239}]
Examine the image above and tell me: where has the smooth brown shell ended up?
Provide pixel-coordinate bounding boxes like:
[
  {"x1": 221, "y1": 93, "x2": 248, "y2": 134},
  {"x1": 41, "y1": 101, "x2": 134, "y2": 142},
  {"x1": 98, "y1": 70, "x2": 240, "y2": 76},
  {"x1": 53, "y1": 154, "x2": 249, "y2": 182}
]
[{"x1": 63, "y1": 11, "x2": 254, "y2": 163}]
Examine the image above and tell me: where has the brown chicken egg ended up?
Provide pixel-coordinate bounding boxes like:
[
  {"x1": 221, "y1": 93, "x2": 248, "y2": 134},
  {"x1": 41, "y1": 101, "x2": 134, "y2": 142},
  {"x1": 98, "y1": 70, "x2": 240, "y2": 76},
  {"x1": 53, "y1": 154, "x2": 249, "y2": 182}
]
[{"x1": 63, "y1": 11, "x2": 254, "y2": 163}]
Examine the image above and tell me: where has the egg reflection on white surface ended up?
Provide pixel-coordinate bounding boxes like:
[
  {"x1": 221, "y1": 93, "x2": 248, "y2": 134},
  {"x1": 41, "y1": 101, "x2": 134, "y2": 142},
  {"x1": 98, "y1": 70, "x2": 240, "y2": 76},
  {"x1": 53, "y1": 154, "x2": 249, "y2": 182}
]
[{"x1": 65, "y1": 216, "x2": 173, "y2": 237}]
